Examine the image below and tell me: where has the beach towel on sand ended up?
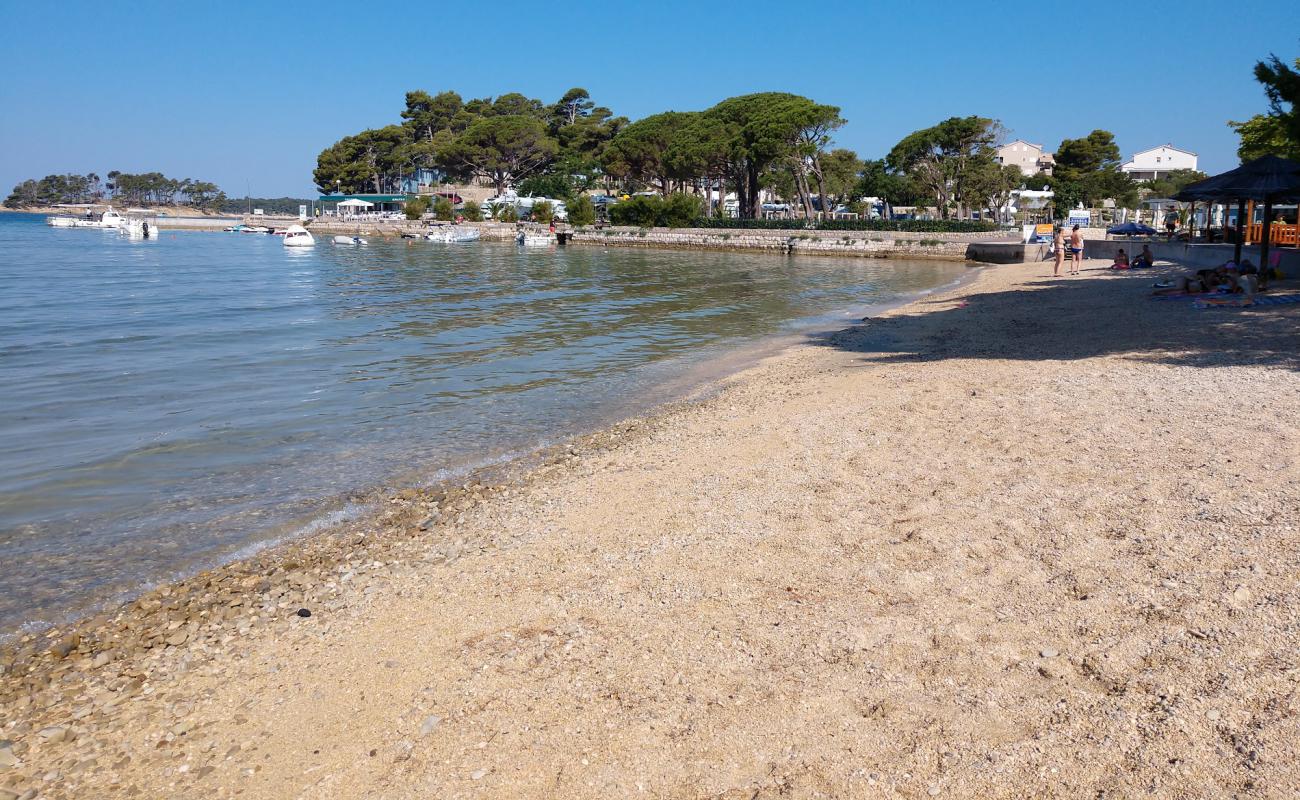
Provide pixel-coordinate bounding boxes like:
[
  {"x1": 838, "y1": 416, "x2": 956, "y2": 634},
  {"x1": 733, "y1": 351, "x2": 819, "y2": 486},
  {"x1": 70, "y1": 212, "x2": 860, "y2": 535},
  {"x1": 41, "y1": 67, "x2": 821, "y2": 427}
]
[{"x1": 1194, "y1": 293, "x2": 1300, "y2": 309}]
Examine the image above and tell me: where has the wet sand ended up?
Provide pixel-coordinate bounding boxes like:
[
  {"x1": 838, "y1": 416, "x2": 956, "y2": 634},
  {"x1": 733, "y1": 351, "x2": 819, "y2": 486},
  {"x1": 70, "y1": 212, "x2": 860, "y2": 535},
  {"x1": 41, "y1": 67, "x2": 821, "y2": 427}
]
[{"x1": 2, "y1": 259, "x2": 1298, "y2": 799}]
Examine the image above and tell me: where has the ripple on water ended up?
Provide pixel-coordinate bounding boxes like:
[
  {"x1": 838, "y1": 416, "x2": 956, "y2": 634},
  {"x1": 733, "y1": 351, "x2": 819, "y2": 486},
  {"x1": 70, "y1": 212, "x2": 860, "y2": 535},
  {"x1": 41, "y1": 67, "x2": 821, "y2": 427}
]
[{"x1": 0, "y1": 212, "x2": 968, "y2": 632}]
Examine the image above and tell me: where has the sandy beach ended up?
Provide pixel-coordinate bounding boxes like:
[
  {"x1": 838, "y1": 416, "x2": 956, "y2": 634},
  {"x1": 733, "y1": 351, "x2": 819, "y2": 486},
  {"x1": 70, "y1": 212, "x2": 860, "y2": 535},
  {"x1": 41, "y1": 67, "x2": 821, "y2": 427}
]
[{"x1": 3, "y1": 258, "x2": 1298, "y2": 799}]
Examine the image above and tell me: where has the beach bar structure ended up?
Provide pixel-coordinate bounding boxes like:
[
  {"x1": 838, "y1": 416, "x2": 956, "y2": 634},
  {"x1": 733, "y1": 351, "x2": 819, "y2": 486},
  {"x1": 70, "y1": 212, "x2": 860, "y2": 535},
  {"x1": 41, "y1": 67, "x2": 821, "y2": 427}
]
[
  {"x1": 318, "y1": 194, "x2": 409, "y2": 215},
  {"x1": 1175, "y1": 156, "x2": 1300, "y2": 269}
]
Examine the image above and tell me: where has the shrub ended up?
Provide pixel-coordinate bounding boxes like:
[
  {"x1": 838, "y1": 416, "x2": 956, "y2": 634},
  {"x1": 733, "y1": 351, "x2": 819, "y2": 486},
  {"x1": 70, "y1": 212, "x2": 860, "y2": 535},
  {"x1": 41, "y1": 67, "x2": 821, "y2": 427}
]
[
  {"x1": 661, "y1": 193, "x2": 703, "y2": 227},
  {"x1": 460, "y1": 203, "x2": 483, "y2": 222},
  {"x1": 404, "y1": 196, "x2": 430, "y2": 220},
  {"x1": 567, "y1": 195, "x2": 595, "y2": 226},
  {"x1": 517, "y1": 174, "x2": 574, "y2": 202},
  {"x1": 494, "y1": 204, "x2": 518, "y2": 222},
  {"x1": 531, "y1": 200, "x2": 554, "y2": 224},
  {"x1": 610, "y1": 193, "x2": 703, "y2": 227},
  {"x1": 432, "y1": 197, "x2": 454, "y2": 221}
]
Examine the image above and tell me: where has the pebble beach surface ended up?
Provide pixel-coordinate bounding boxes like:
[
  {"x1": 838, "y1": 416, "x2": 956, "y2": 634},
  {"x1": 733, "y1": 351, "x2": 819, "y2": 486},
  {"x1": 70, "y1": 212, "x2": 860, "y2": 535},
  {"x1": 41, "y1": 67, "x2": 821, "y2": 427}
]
[{"x1": 3, "y1": 259, "x2": 1298, "y2": 798}]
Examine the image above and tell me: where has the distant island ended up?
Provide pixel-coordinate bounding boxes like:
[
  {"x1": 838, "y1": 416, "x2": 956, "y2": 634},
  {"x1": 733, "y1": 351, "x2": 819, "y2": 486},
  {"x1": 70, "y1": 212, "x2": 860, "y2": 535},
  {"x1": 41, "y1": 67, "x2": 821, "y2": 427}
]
[{"x1": 2, "y1": 171, "x2": 312, "y2": 216}]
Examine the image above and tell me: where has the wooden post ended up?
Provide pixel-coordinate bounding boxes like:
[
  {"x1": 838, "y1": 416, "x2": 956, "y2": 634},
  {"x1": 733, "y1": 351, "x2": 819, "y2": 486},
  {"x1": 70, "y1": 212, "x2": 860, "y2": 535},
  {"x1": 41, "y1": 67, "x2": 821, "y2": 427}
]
[
  {"x1": 1245, "y1": 199, "x2": 1255, "y2": 244},
  {"x1": 1260, "y1": 198, "x2": 1273, "y2": 273},
  {"x1": 1234, "y1": 198, "x2": 1245, "y2": 265}
]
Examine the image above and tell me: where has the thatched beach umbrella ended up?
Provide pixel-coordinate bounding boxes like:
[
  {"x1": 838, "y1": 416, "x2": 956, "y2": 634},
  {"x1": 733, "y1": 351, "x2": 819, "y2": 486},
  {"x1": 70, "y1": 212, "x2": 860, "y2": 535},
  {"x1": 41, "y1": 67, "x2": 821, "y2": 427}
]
[{"x1": 1175, "y1": 155, "x2": 1300, "y2": 266}]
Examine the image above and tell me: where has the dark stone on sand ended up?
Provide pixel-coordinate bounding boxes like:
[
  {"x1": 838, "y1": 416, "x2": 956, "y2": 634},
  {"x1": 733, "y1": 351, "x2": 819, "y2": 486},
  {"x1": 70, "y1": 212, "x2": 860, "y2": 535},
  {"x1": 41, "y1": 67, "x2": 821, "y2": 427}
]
[{"x1": 296, "y1": 608, "x2": 311, "y2": 618}]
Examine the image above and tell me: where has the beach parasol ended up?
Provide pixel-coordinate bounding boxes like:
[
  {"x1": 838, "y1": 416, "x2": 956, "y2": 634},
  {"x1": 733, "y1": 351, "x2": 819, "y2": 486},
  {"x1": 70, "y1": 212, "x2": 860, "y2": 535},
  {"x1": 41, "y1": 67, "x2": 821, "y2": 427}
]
[{"x1": 1106, "y1": 222, "x2": 1158, "y2": 236}]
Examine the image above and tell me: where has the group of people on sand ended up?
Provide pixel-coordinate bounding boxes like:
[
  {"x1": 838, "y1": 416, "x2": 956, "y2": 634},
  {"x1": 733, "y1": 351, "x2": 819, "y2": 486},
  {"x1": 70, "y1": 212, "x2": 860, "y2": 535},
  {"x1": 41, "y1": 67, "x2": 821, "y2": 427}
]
[
  {"x1": 1052, "y1": 225, "x2": 1084, "y2": 277},
  {"x1": 1053, "y1": 227, "x2": 1159, "y2": 277},
  {"x1": 1150, "y1": 259, "x2": 1265, "y2": 296},
  {"x1": 1109, "y1": 245, "x2": 1155, "y2": 270}
]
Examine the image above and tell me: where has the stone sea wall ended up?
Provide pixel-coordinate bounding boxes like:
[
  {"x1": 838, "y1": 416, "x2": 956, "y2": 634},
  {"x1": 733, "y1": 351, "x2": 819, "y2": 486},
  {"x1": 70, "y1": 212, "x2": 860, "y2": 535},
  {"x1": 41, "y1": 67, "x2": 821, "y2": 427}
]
[{"x1": 569, "y1": 226, "x2": 1012, "y2": 261}]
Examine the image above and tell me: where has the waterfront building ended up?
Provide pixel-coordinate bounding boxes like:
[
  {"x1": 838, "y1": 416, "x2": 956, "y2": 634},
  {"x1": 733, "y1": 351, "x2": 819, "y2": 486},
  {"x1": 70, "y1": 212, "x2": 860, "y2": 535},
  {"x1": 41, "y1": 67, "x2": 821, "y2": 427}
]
[
  {"x1": 1120, "y1": 144, "x2": 1198, "y2": 181},
  {"x1": 995, "y1": 140, "x2": 1055, "y2": 176}
]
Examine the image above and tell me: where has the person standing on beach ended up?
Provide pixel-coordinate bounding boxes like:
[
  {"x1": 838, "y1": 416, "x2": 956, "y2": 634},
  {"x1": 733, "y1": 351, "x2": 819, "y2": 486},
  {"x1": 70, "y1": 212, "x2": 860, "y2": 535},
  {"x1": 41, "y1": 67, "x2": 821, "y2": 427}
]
[
  {"x1": 1069, "y1": 225, "x2": 1083, "y2": 275},
  {"x1": 1052, "y1": 226, "x2": 1065, "y2": 277}
]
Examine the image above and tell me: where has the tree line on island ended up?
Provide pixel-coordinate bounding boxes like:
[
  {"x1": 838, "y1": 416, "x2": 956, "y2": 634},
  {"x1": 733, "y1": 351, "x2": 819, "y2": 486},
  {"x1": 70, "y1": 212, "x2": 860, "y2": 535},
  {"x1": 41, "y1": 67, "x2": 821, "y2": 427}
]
[
  {"x1": 4, "y1": 172, "x2": 226, "y2": 209},
  {"x1": 2, "y1": 172, "x2": 316, "y2": 216}
]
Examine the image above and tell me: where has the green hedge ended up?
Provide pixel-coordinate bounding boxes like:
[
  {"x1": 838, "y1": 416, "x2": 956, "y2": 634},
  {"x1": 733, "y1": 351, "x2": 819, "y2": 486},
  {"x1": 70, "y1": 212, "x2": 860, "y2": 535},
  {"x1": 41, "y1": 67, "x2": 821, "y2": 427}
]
[
  {"x1": 610, "y1": 194, "x2": 703, "y2": 227},
  {"x1": 692, "y1": 217, "x2": 997, "y2": 233}
]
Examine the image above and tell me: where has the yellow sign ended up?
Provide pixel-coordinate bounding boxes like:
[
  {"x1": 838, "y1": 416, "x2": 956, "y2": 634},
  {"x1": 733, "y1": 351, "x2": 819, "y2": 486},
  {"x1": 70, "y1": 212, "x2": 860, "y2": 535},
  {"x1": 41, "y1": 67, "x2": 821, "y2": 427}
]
[{"x1": 1035, "y1": 224, "x2": 1054, "y2": 236}]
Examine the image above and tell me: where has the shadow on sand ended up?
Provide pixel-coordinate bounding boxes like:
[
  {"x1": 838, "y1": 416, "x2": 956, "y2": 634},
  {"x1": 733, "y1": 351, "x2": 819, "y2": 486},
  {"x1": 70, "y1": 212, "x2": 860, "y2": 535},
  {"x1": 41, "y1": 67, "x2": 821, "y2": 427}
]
[{"x1": 811, "y1": 266, "x2": 1300, "y2": 372}]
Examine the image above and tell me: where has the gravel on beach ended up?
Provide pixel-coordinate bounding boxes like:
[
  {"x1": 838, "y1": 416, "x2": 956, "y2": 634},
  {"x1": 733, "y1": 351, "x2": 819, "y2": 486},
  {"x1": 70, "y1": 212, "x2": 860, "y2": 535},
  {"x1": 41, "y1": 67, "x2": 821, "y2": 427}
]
[{"x1": 2, "y1": 259, "x2": 1298, "y2": 799}]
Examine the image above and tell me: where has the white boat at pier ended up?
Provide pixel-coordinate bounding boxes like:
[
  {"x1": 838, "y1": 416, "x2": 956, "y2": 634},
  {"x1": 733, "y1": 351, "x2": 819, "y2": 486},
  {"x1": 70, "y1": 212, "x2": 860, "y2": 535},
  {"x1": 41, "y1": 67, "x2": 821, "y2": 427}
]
[
  {"x1": 425, "y1": 226, "x2": 482, "y2": 243},
  {"x1": 516, "y1": 230, "x2": 554, "y2": 247}
]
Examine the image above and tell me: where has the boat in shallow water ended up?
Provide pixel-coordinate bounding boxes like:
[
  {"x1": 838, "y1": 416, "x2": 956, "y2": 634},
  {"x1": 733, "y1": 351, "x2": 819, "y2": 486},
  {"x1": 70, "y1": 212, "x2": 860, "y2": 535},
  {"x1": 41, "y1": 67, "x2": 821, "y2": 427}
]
[
  {"x1": 516, "y1": 231, "x2": 553, "y2": 247},
  {"x1": 425, "y1": 227, "x2": 481, "y2": 243},
  {"x1": 47, "y1": 205, "x2": 125, "y2": 229},
  {"x1": 282, "y1": 225, "x2": 315, "y2": 247},
  {"x1": 333, "y1": 235, "x2": 368, "y2": 245}
]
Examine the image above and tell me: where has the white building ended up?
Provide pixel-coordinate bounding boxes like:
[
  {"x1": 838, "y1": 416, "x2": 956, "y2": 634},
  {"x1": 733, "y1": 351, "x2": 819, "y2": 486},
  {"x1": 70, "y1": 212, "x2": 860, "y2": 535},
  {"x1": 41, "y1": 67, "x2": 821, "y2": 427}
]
[
  {"x1": 995, "y1": 140, "x2": 1054, "y2": 176},
  {"x1": 1120, "y1": 144, "x2": 1198, "y2": 181}
]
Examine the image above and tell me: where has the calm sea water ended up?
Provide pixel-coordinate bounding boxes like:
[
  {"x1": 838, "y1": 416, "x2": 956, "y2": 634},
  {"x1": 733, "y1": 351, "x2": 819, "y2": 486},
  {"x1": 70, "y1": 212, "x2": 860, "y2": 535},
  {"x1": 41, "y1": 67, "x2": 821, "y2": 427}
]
[{"x1": 0, "y1": 211, "x2": 966, "y2": 632}]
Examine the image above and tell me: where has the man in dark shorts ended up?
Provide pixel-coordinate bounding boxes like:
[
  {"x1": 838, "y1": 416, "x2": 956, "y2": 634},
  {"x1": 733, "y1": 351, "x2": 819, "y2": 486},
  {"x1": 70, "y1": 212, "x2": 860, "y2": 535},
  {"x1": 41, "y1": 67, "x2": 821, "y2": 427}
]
[{"x1": 1069, "y1": 225, "x2": 1083, "y2": 275}]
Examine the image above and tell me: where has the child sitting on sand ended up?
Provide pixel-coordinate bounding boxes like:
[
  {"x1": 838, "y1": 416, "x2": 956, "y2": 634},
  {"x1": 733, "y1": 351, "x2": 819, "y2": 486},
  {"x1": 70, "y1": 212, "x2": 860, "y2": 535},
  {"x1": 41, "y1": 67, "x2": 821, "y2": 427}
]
[{"x1": 1110, "y1": 249, "x2": 1130, "y2": 270}]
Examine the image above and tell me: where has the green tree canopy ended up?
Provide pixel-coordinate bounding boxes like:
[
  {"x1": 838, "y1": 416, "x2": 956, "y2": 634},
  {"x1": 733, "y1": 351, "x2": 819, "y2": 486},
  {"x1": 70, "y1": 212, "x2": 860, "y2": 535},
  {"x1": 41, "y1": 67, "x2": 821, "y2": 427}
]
[
  {"x1": 855, "y1": 159, "x2": 921, "y2": 206},
  {"x1": 439, "y1": 115, "x2": 558, "y2": 195},
  {"x1": 886, "y1": 116, "x2": 1002, "y2": 219},
  {"x1": 1229, "y1": 54, "x2": 1300, "y2": 160},
  {"x1": 603, "y1": 111, "x2": 698, "y2": 195},
  {"x1": 1140, "y1": 168, "x2": 1208, "y2": 199},
  {"x1": 1052, "y1": 130, "x2": 1137, "y2": 207}
]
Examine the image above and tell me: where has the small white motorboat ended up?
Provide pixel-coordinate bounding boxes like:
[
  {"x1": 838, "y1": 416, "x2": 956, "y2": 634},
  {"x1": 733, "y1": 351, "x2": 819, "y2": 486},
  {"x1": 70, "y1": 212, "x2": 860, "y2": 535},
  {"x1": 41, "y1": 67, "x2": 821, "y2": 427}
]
[
  {"x1": 283, "y1": 225, "x2": 315, "y2": 247},
  {"x1": 118, "y1": 217, "x2": 159, "y2": 239},
  {"x1": 516, "y1": 231, "x2": 553, "y2": 247},
  {"x1": 47, "y1": 205, "x2": 125, "y2": 229},
  {"x1": 425, "y1": 227, "x2": 481, "y2": 243},
  {"x1": 240, "y1": 225, "x2": 272, "y2": 234},
  {"x1": 333, "y1": 235, "x2": 368, "y2": 245}
]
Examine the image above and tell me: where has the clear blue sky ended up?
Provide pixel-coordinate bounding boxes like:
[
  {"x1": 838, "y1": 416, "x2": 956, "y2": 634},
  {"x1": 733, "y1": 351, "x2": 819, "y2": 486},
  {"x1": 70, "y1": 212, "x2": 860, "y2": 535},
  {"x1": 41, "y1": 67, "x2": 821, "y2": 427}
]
[{"x1": 1, "y1": 0, "x2": 1293, "y2": 197}]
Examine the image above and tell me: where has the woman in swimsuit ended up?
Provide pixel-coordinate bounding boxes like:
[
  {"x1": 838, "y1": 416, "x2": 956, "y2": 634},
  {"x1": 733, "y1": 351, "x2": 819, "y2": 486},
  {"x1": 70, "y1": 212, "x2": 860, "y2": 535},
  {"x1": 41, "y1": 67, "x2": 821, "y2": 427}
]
[
  {"x1": 1069, "y1": 225, "x2": 1083, "y2": 275},
  {"x1": 1052, "y1": 226, "x2": 1065, "y2": 277}
]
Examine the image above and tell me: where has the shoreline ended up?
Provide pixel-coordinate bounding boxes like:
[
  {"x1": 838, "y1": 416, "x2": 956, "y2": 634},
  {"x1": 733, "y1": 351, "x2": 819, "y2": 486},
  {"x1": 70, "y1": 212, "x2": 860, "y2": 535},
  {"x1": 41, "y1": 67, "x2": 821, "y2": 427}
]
[
  {"x1": 4, "y1": 258, "x2": 1298, "y2": 797},
  {"x1": 0, "y1": 265, "x2": 980, "y2": 640}
]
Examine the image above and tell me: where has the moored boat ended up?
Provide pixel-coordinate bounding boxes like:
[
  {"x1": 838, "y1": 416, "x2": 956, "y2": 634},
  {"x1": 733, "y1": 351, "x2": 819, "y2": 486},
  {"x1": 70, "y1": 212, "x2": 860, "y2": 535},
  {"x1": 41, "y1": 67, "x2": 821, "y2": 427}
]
[
  {"x1": 425, "y1": 226, "x2": 481, "y2": 243},
  {"x1": 516, "y1": 231, "x2": 553, "y2": 247},
  {"x1": 333, "y1": 235, "x2": 368, "y2": 245},
  {"x1": 282, "y1": 225, "x2": 315, "y2": 247},
  {"x1": 46, "y1": 205, "x2": 125, "y2": 229}
]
